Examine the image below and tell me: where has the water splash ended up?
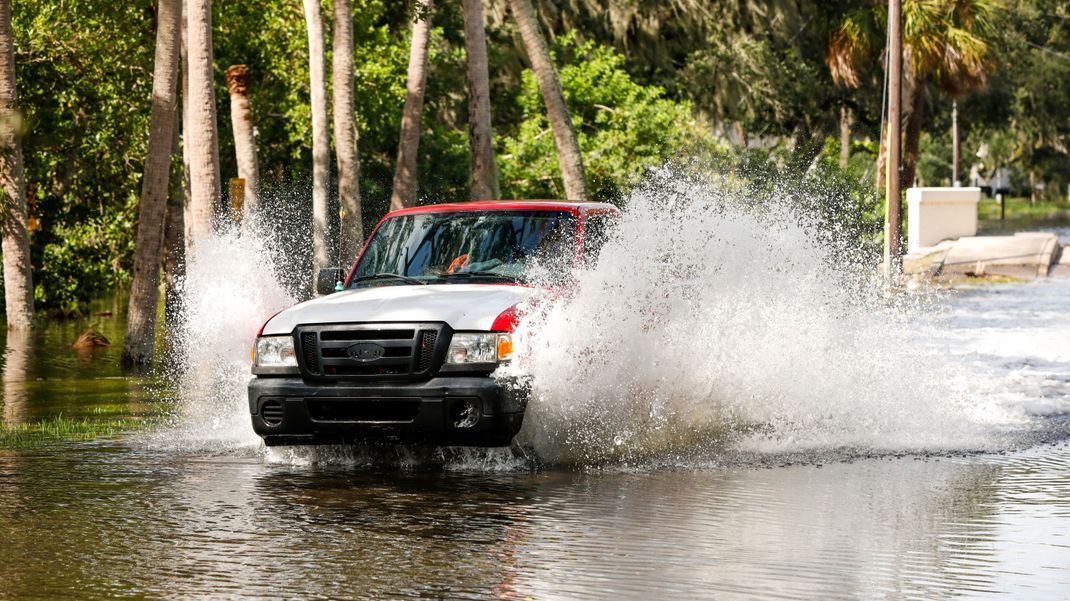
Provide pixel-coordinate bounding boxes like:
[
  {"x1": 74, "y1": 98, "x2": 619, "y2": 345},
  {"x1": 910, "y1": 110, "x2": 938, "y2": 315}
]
[
  {"x1": 501, "y1": 174, "x2": 1050, "y2": 465},
  {"x1": 149, "y1": 174, "x2": 1067, "y2": 467},
  {"x1": 155, "y1": 218, "x2": 300, "y2": 452}
]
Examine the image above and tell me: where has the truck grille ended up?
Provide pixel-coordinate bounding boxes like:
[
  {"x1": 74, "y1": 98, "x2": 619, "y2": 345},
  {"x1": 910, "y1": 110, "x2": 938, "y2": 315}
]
[{"x1": 294, "y1": 323, "x2": 449, "y2": 381}]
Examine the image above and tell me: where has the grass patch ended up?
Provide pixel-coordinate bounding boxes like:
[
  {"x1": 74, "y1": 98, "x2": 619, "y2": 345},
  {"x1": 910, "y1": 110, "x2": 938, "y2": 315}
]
[
  {"x1": 0, "y1": 410, "x2": 147, "y2": 449},
  {"x1": 978, "y1": 197, "x2": 1070, "y2": 222},
  {"x1": 943, "y1": 273, "x2": 1025, "y2": 287}
]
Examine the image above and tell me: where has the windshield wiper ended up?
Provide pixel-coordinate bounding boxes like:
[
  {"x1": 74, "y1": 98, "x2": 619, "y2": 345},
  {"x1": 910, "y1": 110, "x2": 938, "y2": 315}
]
[
  {"x1": 439, "y1": 271, "x2": 521, "y2": 283},
  {"x1": 350, "y1": 272, "x2": 428, "y2": 286}
]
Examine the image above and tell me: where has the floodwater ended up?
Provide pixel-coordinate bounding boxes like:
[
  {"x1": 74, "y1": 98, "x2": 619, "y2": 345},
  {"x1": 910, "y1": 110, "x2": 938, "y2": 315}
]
[{"x1": 3, "y1": 213, "x2": 1070, "y2": 599}]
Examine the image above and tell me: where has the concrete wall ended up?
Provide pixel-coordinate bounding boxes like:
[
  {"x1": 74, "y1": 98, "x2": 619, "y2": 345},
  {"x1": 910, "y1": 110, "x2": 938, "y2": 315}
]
[{"x1": 906, "y1": 187, "x2": 981, "y2": 252}]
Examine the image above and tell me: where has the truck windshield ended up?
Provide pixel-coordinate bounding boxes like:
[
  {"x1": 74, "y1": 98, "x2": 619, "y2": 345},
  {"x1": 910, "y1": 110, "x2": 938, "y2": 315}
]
[{"x1": 349, "y1": 210, "x2": 576, "y2": 286}]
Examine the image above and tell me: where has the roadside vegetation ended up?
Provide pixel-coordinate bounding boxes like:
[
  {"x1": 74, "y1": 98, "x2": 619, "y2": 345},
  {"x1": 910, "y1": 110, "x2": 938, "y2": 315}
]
[
  {"x1": 0, "y1": 1, "x2": 1068, "y2": 351},
  {"x1": 978, "y1": 197, "x2": 1070, "y2": 222},
  {"x1": 0, "y1": 407, "x2": 153, "y2": 449}
]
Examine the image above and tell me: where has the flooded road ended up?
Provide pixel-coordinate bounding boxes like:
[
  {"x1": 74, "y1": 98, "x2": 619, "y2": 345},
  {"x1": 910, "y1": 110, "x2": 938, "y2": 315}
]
[
  {"x1": 2, "y1": 217, "x2": 1070, "y2": 599},
  {"x1": 0, "y1": 439, "x2": 1068, "y2": 600}
]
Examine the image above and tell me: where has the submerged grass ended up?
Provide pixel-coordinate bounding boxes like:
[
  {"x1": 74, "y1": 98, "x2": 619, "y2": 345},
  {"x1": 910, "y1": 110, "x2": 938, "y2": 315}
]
[{"x1": 0, "y1": 408, "x2": 150, "y2": 449}]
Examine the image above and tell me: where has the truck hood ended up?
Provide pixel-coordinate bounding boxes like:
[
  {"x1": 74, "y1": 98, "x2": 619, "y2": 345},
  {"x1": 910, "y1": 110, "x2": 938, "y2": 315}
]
[{"x1": 261, "y1": 284, "x2": 534, "y2": 335}]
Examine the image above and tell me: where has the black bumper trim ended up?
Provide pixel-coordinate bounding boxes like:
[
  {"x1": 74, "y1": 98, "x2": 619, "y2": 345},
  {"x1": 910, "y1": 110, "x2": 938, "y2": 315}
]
[{"x1": 248, "y1": 375, "x2": 528, "y2": 447}]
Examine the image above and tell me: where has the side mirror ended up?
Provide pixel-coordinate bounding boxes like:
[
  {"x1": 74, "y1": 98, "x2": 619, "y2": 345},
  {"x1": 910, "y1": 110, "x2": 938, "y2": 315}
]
[{"x1": 315, "y1": 267, "x2": 346, "y2": 295}]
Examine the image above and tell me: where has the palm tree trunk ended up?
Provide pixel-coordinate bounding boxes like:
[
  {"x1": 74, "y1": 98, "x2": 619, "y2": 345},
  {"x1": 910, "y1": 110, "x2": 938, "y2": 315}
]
[
  {"x1": 163, "y1": 200, "x2": 184, "y2": 323},
  {"x1": 303, "y1": 0, "x2": 331, "y2": 272},
  {"x1": 0, "y1": 0, "x2": 34, "y2": 330},
  {"x1": 185, "y1": 0, "x2": 221, "y2": 244},
  {"x1": 332, "y1": 0, "x2": 363, "y2": 261},
  {"x1": 164, "y1": 100, "x2": 185, "y2": 324},
  {"x1": 180, "y1": 0, "x2": 192, "y2": 252},
  {"x1": 510, "y1": 0, "x2": 588, "y2": 201},
  {"x1": 462, "y1": 0, "x2": 499, "y2": 200},
  {"x1": 839, "y1": 106, "x2": 851, "y2": 169},
  {"x1": 121, "y1": 0, "x2": 182, "y2": 366},
  {"x1": 390, "y1": 0, "x2": 433, "y2": 211},
  {"x1": 225, "y1": 64, "x2": 259, "y2": 220},
  {"x1": 902, "y1": 80, "x2": 925, "y2": 191}
]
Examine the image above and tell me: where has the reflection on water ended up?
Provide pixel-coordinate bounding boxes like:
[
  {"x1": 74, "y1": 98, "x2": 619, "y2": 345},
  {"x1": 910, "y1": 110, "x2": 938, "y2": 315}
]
[
  {"x1": 0, "y1": 298, "x2": 156, "y2": 425},
  {"x1": 1, "y1": 329, "x2": 31, "y2": 424},
  {"x1": 2, "y1": 442, "x2": 1070, "y2": 599}
]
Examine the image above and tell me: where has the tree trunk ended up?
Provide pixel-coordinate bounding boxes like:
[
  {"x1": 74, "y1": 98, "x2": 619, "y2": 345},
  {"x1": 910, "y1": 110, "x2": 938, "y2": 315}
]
[
  {"x1": 332, "y1": 0, "x2": 363, "y2": 262},
  {"x1": 901, "y1": 80, "x2": 925, "y2": 192},
  {"x1": 510, "y1": 0, "x2": 588, "y2": 201},
  {"x1": 733, "y1": 120, "x2": 748, "y2": 148},
  {"x1": 303, "y1": 0, "x2": 331, "y2": 272},
  {"x1": 122, "y1": 0, "x2": 181, "y2": 366},
  {"x1": 390, "y1": 0, "x2": 433, "y2": 211},
  {"x1": 180, "y1": 0, "x2": 192, "y2": 252},
  {"x1": 462, "y1": 0, "x2": 499, "y2": 200},
  {"x1": 163, "y1": 198, "x2": 184, "y2": 324},
  {"x1": 185, "y1": 0, "x2": 221, "y2": 244},
  {"x1": 163, "y1": 107, "x2": 184, "y2": 325},
  {"x1": 0, "y1": 0, "x2": 34, "y2": 329},
  {"x1": 839, "y1": 106, "x2": 851, "y2": 169},
  {"x1": 225, "y1": 64, "x2": 259, "y2": 220}
]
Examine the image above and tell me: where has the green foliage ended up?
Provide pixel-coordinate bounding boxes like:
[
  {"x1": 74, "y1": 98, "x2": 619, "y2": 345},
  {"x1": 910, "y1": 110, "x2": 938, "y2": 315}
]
[
  {"x1": 12, "y1": 2, "x2": 153, "y2": 312},
  {"x1": 498, "y1": 36, "x2": 720, "y2": 201},
  {"x1": 6, "y1": 0, "x2": 1070, "y2": 315}
]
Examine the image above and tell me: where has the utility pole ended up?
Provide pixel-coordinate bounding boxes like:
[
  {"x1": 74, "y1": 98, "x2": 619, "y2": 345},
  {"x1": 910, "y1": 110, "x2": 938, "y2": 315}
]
[
  {"x1": 952, "y1": 100, "x2": 961, "y2": 187},
  {"x1": 884, "y1": 0, "x2": 903, "y2": 279}
]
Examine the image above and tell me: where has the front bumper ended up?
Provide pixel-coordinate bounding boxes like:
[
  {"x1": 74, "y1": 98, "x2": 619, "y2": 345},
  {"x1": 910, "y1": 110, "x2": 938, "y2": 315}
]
[{"x1": 248, "y1": 375, "x2": 528, "y2": 447}]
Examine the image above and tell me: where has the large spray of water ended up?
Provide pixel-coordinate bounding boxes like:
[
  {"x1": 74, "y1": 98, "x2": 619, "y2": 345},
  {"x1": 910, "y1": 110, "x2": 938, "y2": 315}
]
[
  {"x1": 155, "y1": 173, "x2": 1058, "y2": 466},
  {"x1": 159, "y1": 219, "x2": 298, "y2": 451},
  {"x1": 502, "y1": 173, "x2": 1036, "y2": 465}
]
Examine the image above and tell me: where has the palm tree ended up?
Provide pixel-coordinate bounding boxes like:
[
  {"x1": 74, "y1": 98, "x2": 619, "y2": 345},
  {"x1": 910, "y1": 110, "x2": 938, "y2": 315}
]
[
  {"x1": 462, "y1": 0, "x2": 500, "y2": 200},
  {"x1": 225, "y1": 64, "x2": 260, "y2": 219},
  {"x1": 185, "y1": 0, "x2": 222, "y2": 243},
  {"x1": 121, "y1": 0, "x2": 182, "y2": 366},
  {"x1": 827, "y1": 0, "x2": 998, "y2": 188},
  {"x1": 509, "y1": 0, "x2": 588, "y2": 200},
  {"x1": 333, "y1": 0, "x2": 364, "y2": 260},
  {"x1": 303, "y1": 0, "x2": 331, "y2": 271},
  {"x1": 390, "y1": 0, "x2": 433, "y2": 211},
  {"x1": 0, "y1": 0, "x2": 33, "y2": 329}
]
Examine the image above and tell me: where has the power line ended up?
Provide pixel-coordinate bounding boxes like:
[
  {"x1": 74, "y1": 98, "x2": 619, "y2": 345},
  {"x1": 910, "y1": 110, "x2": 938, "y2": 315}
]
[{"x1": 1026, "y1": 41, "x2": 1070, "y2": 63}]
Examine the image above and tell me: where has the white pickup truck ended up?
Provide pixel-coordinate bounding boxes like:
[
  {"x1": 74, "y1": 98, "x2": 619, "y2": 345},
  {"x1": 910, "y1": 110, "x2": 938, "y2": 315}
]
[{"x1": 248, "y1": 200, "x2": 618, "y2": 447}]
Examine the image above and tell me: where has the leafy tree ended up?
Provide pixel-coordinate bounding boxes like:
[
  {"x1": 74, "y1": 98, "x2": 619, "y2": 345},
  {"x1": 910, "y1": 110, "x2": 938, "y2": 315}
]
[
  {"x1": 498, "y1": 37, "x2": 720, "y2": 201},
  {"x1": 827, "y1": 0, "x2": 1001, "y2": 188},
  {"x1": 11, "y1": 1, "x2": 153, "y2": 314}
]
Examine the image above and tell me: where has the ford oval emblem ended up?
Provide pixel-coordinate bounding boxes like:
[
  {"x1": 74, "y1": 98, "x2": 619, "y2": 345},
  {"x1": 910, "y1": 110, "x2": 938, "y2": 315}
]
[{"x1": 347, "y1": 342, "x2": 385, "y2": 362}]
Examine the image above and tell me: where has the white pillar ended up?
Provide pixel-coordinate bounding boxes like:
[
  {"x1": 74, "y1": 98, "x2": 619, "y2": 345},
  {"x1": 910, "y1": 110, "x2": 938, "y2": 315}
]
[{"x1": 906, "y1": 187, "x2": 982, "y2": 252}]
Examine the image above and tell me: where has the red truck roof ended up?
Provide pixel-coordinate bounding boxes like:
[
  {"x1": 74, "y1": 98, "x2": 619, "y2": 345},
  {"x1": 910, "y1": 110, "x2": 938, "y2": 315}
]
[{"x1": 387, "y1": 200, "x2": 618, "y2": 217}]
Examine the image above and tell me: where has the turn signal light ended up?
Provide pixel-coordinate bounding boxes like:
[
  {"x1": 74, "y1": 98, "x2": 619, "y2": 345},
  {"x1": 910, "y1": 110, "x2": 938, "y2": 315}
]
[{"x1": 497, "y1": 334, "x2": 513, "y2": 362}]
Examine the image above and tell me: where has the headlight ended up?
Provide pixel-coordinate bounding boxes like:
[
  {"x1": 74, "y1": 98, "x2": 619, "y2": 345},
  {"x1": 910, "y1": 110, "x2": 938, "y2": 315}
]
[
  {"x1": 253, "y1": 335, "x2": 298, "y2": 374},
  {"x1": 445, "y1": 332, "x2": 513, "y2": 366}
]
